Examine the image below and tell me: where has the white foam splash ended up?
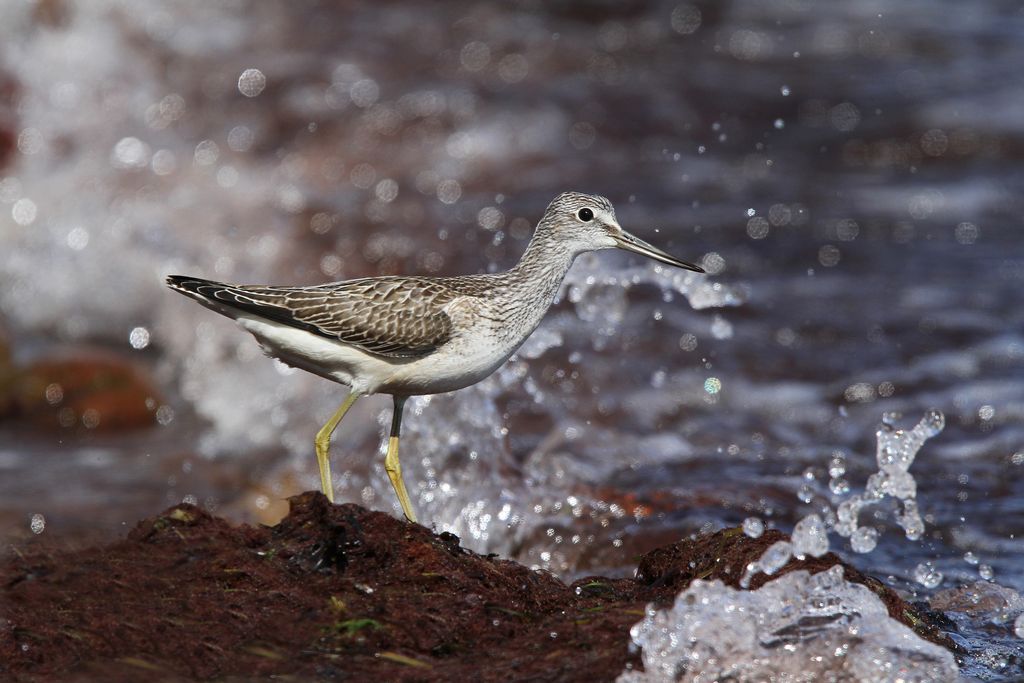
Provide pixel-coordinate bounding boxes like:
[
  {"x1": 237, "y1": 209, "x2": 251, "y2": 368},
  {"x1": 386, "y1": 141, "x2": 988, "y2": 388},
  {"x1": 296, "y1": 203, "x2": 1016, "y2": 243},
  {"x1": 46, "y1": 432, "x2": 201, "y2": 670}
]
[
  {"x1": 620, "y1": 566, "x2": 958, "y2": 683},
  {"x1": 561, "y1": 255, "x2": 744, "y2": 318}
]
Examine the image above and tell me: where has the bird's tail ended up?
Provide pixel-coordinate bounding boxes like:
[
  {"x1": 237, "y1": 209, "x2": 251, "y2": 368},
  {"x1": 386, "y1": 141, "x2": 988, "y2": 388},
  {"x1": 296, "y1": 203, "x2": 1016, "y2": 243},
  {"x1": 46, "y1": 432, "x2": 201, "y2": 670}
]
[
  {"x1": 165, "y1": 274, "x2": 246, "y2": 320},
  {"x1": 166, "y1": 274, "x2": 221, "y2": 297}
]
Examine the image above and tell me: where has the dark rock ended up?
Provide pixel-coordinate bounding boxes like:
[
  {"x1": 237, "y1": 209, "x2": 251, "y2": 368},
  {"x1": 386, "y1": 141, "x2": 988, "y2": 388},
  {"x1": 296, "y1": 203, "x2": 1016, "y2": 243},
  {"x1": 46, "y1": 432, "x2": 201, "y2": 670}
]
[
  {"x1": 634, "y1": 527, "x2": 960, "y2": 652},
  {"x1": 0, "y1": 493, "x2": 959, "y2": 682}
]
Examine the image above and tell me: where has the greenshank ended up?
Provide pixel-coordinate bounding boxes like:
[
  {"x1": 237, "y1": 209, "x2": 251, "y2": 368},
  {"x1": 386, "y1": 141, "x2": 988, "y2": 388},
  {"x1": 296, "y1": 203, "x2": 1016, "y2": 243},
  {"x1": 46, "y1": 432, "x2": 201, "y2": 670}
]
[{"x1": 167, "y1": 191, "x2": 703, "y2": 523}]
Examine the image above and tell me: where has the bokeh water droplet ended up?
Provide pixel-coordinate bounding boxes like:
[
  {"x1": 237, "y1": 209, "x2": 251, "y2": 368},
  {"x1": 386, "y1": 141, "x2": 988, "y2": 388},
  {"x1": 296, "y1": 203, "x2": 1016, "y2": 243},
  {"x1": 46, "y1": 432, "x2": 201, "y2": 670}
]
[
  {"x1": 129, "y1": 326, "x2": 151, "y2": 350},
  {"x1": 237, "y1": 68, "x2": 266, "y2": 97}
]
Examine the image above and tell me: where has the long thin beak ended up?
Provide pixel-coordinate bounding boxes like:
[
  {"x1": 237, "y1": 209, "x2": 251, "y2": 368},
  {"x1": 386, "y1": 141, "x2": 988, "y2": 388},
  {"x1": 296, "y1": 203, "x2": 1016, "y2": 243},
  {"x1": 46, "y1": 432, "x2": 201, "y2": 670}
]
[{"x1": 613, "y1": 230, "x2": 705, "y2": 273}]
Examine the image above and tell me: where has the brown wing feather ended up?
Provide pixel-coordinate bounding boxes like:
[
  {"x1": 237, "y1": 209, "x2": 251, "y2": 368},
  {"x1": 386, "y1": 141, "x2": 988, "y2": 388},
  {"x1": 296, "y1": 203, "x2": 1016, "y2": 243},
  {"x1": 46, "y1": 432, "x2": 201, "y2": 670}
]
[{"x1": 167, "y1": 275, "x2": 458, "y2": 358}]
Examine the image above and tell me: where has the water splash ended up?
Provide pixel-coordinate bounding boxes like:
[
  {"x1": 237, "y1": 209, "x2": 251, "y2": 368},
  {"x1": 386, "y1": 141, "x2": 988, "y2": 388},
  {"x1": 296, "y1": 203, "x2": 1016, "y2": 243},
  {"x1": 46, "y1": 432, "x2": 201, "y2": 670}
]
[
  {"x1": 791, "y1": 513, "x2": 829, "y2": 559},
  {"x1": 620, "y1": 566, "x2": 958, "y2": 682},
  {"x1": 741, "y1": 410, "x2": 942, "y2": 588},
  {"x1": 914, "y1": 561, "x2": 944, "y2": 589},
  {"x1": 561, "y1": 256, "x2": 744, "y2": 318},
  {"x1": 741, "y1": 516, "x2": 764, "y2": 538},
  {"x1": 835, "y1": 409, "x2": 945, "y2": 546}
]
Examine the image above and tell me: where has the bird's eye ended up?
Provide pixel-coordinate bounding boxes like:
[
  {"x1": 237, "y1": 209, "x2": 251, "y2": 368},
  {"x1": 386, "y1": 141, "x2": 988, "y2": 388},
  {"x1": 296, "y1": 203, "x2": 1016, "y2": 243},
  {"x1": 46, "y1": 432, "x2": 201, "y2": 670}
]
[{"x1": 577, "y1": 208, "x2": 594, "y2": 222}]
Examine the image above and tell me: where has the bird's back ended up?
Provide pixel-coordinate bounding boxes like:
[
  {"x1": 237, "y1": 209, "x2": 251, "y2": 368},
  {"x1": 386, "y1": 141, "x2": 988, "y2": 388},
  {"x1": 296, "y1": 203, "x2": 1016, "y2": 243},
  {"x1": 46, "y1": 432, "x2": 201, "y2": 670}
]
[{"x1": 166, "y1": 273, "x2": 512, "y2": 360}]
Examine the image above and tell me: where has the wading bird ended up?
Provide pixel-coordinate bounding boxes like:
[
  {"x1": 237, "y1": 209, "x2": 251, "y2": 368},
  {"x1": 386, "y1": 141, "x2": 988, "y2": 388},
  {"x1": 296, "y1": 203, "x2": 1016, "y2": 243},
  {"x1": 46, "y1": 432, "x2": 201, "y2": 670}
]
[{"x1": 168, "y1": 191, "x2": 704, "y2": 522}]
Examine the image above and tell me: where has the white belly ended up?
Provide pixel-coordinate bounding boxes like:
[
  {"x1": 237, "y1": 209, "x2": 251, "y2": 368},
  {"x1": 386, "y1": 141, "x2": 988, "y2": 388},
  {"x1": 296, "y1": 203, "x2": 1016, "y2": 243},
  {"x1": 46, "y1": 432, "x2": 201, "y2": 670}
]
[
  {"x1": 235, "y1": 315, "x2": 405, "y2": 394},
  {"x1": 234, "y1": 311, "x2": 525, "y2": 397},
  {"x1": 381, "y1": 325, "x2": 518, "y2": 395}
]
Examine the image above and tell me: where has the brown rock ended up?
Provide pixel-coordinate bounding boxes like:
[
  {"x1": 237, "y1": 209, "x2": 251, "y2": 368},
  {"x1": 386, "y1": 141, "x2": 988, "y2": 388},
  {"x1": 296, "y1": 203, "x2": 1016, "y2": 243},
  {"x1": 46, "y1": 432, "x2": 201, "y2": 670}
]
[
  {"x1": 0, "y1": 328, "x2": 16, "y2": 417},
  {"x1": 0, "y1": 71, "x2": 15, "y2": 171},
  {"x1": 930, "y1": 580, "x2": 1024, "y2": 617},
  {"x1": 633, "y1": 527, "x2": 958, "y2": 650},
  {"x1": 0, "y1": 327, "x2": 11, "y2": 378},
  {"x1": 0, "y1": 352, "x2": 161, "y2": 432},
  {"x1": 0, "y1": 493, "x2": 958, "y2": 682}
]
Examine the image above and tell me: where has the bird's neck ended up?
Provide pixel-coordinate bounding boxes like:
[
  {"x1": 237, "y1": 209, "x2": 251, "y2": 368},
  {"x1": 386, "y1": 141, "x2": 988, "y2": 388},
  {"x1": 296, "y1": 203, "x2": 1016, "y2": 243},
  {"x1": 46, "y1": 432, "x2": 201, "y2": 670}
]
[
  {"x1": 505, "y1": 227, "x2": 577, "y2": 307},
  {"x1": 507, "y1": 227, "x2": 573, "y2": 282}
]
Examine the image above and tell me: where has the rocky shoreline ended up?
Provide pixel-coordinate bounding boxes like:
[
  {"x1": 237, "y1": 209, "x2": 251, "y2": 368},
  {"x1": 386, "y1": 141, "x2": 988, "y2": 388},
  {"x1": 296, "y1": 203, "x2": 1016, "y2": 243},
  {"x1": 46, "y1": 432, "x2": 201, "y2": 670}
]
[{"x1": 1, "y1": 491, "x2": 956, "y2": 682}]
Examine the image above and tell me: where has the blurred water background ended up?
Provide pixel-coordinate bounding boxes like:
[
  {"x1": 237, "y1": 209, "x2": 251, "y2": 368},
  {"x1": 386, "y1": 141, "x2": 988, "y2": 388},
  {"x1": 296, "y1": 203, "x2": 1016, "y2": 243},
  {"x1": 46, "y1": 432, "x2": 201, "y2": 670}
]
[{"x1": 1, "y1": 0, "x2": 1023, "y2": 678}]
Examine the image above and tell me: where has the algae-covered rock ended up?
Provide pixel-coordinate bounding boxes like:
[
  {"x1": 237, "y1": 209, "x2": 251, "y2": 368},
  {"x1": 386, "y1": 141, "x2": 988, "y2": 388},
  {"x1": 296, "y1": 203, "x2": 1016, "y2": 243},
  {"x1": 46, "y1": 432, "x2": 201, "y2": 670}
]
[{"x1": 1, "y1": 493, "x2": 959, "y2": 682}]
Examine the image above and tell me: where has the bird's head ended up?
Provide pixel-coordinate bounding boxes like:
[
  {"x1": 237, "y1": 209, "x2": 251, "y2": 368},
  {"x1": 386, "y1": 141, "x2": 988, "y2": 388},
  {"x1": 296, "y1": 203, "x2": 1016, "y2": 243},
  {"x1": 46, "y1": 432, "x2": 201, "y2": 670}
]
[{"x1": 540, "y1": 191, "x2": 704, "y2": 272}]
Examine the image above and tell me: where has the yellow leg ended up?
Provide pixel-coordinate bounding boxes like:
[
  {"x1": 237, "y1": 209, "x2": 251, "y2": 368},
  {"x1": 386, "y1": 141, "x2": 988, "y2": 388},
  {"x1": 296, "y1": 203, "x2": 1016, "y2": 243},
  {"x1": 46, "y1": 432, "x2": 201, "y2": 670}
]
[
  {"x1": 384, "y1": 396, "x2": 418, "y2": 523},
  {"x1": 314, "y1": 392, "x2": 361, "y2": 503}
]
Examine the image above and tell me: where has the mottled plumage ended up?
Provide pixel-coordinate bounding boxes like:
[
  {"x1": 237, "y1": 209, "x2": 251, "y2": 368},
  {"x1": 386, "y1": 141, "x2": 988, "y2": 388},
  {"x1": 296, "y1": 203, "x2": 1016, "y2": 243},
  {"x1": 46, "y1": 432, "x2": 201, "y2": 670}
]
[
  {"x1": 167, "y1": 191, "x2": 704, "y2": 523},
  {"x1": 166, "y1": 276, "x2": 463, "y2": 358}
]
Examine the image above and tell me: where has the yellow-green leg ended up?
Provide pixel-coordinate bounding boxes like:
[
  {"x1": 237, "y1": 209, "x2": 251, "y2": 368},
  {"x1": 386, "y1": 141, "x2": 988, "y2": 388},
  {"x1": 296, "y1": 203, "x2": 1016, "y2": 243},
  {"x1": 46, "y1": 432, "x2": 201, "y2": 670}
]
[
  {"x1": 314, "y1": 392, "x2": 361, "y2": 503},
  {"x1": 384, "y1": 396, "x2": 417, "y2": 523}
]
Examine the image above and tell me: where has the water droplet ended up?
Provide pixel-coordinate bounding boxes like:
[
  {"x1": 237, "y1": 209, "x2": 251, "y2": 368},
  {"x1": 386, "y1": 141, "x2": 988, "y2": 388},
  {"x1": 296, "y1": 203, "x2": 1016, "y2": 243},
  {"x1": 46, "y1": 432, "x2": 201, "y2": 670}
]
[
  {"x1": 918, "y1": 409, "x2": 945, "y2": 437},
  {"x1": 12, "y1": 197, "x2": 37, "y2": 226},
  {"x1": 129, "y1": 326, "x2": 150, "y2": 350},
  {"x1": 497, "y1": 54, "x2": 529, "y2": 83},
  {"x1": 194, "y1": 140, "x2": 220, "y2": 166},
  {"x1": 18, "y1": 127, "x2": 44, "y2": 155},
  {"x1": 66, "y1": 226, "x2": 89, "y2": 251},
  {"x1": 156, "y1": 405, "x2": 175, "y2": 426},
  {"x1": 151, "y1": 149, "x2": 177, "y2": 175},
  {"x1": 111, "y1": 136, "x2": 151, "y2": 169},
  {"x1": 670, "y1": 4, "x2": 702, "y2": 35},
  {"x1": 30, "y1": 513, "x2": 45, "y2": 534},
  {"x1": 460, "y1": 41, "x2": 491, "y2": 71},
  {"x1": 829, "y1": 478, "x2": 850, "y2": 495},
  {"x1": 913, "y1": 562, "x2": 943, "y2": 588},
  {"x1": 237, "y1": 68, "x2": 266, "y2": 97},
  {"x1": 227, "y1": 125, "x2": 254, "y2": 152},
  {"x1": 477, "y1": 207, "x2": 504, "y2": 231},
  {"x1": 850, "y1": 526, "x2": 877, "y2": 554},
  {"x1": 678, "y1": 333, "x2": 698, "y2": 352},
  {"x1": 979, "y1": 564, "x2": 994, "y2": 581},
  {"x1": 44, "y1": 383, "x2": 63, "y2": 406},
  {"x1": 374, "y1": 178, "x2": 399, "y2": 203},
  {"x1": 746, "y1": 216, "x2": 769, "y2": 239},
  {"x1": 437, "y1": 179, "x2": 462, "y2": 204},
  {"x1": 742, "y1": 517, "x2": 764, "y2": 538},
  {"x1": 955, "y1": 221, "x2": 979, "y2": 245},
  {"x1": 780, "y1": 85, "x2": 791, "y2": 96},
  {"x1": 701, "y1": 251, "x2": 726, "y2": 274},
  {"x1": 828, "y1": 456, "x2": 846, "y2": 478},
  {"x1": 710, "y1": 315, "x2": 733, "y2": 340},
  {"x1": 760, "y1": 540, "x2": 793, "y2": 575},
  {"x1": 797, "y1": 484, "x2": 814, "y2": 504},
  {"x1": 792, "y1": 514, "x2": 829, "y2": 559}
]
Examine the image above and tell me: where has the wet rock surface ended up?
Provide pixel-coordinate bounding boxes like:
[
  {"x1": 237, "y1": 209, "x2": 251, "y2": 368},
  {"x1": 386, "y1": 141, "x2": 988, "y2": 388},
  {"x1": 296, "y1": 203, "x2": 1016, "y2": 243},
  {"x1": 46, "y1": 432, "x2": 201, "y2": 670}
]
[
  {"x1": 0, "y1": 351, "x2": 161, "y2": 432},
  {"x1": 1, "y1": 492, "x2": 956, "y2": 682}
]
